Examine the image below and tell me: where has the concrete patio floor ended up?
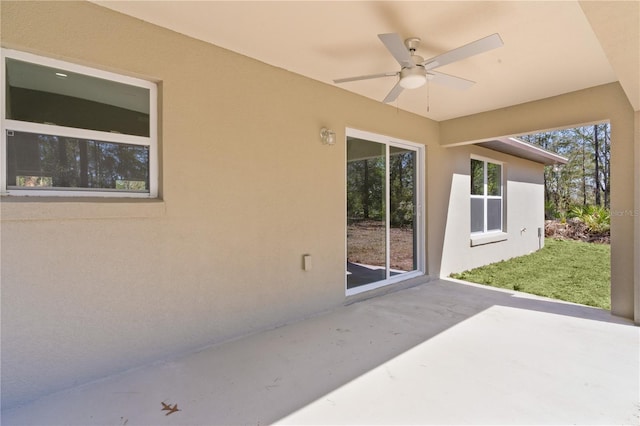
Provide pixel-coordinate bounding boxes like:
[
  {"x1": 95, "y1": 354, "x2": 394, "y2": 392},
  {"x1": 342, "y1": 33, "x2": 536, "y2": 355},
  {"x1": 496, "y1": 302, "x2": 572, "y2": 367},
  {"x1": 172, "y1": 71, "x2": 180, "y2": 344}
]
[{"x1": 3, "y1": 279, "x2": 639, "y2": 425}]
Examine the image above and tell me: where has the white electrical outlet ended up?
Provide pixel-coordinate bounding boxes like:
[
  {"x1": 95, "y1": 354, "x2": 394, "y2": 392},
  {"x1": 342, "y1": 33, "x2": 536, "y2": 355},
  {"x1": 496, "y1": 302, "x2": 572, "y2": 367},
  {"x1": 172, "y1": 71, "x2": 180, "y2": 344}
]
[{"x1": 303, "y1": 254, "x2": 312, "y2": 271}]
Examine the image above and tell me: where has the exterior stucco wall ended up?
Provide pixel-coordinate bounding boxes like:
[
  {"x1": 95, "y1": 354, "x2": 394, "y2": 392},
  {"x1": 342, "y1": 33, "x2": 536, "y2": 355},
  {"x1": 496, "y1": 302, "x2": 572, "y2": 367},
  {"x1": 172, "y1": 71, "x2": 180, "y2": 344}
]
[
  {"x1": 635, "y1": 110, "x2": 640, "y2": 324},
  {"x1": 0, "y1": 1, "x2": 441, "y2": 409},
  {"x1": 440, "y1": 83, "x2": 637, "y2": 320},
  {"x1": 439, "y1": 145, "x2": 545, "y2": 276}
]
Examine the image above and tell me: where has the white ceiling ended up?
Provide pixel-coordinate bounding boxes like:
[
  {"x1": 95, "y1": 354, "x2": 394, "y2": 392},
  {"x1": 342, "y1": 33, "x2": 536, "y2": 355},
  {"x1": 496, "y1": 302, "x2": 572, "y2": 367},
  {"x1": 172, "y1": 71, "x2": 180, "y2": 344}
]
[{"x1": 92, "y1": 1, "x2": 638, "y2": 121}]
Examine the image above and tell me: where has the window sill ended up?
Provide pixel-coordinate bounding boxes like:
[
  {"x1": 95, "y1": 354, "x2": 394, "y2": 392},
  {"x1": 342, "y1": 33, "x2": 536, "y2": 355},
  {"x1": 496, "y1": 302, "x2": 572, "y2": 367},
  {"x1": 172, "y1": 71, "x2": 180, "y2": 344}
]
[
  {"x1": 470, "y1": 232, "x2": 508, "y2": 247},
  {"x1": 0, "y1": 196, "x2": 165, "y2": 222}
]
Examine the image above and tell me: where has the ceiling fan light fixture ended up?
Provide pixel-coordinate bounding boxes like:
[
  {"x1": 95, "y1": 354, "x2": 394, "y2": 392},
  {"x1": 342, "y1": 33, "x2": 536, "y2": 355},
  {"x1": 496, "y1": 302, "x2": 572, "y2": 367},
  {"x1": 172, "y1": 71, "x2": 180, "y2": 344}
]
[
  {"x1": 399, "y1": 66, "x2": 427, "y2": 89},
  {"x1": 399, "y1": 74, "x2": 427, "y2": 89}
]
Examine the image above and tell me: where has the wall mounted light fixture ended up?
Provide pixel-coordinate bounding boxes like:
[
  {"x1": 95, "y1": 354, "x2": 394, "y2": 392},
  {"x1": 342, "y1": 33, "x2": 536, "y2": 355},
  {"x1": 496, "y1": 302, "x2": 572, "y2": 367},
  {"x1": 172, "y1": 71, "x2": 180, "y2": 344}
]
[{"x1": 320, "y1": 127, "x2": 336, "y2": 145}]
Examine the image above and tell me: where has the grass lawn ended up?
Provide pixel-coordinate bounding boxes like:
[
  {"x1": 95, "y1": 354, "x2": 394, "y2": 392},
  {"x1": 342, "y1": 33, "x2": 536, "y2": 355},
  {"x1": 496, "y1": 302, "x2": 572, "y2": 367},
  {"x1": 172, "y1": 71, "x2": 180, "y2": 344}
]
[{"x1": 450, "y1": 238, "x2": 611, "y2": 310}]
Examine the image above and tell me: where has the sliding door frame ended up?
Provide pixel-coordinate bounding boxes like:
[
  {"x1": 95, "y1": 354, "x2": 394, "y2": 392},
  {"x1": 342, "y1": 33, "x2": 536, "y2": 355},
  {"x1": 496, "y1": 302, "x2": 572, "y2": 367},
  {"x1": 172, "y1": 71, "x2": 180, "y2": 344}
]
[{"x1": 345, "y1": 128, "x2": 425, "y2": 296}]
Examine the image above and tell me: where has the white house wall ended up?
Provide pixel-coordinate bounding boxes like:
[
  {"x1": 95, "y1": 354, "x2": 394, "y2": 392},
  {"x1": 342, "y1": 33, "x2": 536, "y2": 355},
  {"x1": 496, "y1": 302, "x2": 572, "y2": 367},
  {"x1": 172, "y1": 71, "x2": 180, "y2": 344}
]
[{"x1": 440, "y1": 145, "x2": 545, "y2": 276}]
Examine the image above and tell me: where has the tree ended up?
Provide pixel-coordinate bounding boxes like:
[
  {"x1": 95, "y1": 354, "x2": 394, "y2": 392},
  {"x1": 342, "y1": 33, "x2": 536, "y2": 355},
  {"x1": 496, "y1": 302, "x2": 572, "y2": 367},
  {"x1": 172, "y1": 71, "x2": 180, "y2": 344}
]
[
  {"x1": 389, "y1": 150, "x2": 415, "y2": 227},
  {"x1": 594, "y1": 124, "x2": 600, "y2": 206},
  {"x1": 520, "y1": 123, "x2": 611, "y2": 216},
  {"x1": 596, "y1": 124, "x2": 610, "y2": 208},
  {"x1": 346, "y1": 155, "x2": 385, "y2": 222}
]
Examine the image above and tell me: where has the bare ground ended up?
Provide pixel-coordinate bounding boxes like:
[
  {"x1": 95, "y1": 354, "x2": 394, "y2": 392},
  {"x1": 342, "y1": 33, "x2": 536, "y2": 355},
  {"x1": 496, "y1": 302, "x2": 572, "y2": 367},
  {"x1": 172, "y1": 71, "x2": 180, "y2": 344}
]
[{"x1": 347, "y1": 220, "x2": 414, "y2": 271}]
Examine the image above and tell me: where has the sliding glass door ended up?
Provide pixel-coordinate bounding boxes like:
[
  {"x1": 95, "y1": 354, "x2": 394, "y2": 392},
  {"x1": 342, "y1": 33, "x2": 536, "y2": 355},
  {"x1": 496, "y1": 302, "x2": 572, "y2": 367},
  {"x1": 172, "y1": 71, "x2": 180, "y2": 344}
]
[{"x1": 346, "y1": 130, "x2": 423, "y2": 294}]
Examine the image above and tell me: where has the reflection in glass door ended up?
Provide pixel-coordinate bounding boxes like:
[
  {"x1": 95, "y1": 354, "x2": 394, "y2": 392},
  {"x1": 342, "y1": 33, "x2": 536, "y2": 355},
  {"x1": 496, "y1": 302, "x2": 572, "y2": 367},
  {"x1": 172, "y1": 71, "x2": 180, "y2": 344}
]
[
  {"x1": 346, "y1": 132, "x2": 421, "y2": 293},
  {"x1": 346, "y1": 138, "x2": 387, "y2": 287},
  {"x1": 389, "y1": 146, "x2": 417, "y2": 275}
]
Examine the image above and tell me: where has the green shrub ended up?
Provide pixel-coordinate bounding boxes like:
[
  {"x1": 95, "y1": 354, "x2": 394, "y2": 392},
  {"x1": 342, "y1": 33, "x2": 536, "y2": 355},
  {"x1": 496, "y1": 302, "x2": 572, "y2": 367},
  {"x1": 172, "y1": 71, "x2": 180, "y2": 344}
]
[{"x1": 568, "y1": 205, "x2": 610, "y2": 233}]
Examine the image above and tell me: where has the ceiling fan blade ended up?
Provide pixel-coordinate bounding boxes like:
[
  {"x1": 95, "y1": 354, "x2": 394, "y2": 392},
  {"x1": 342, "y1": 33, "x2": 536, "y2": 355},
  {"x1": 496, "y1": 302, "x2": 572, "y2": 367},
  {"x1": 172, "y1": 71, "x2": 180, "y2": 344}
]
[
  {"x1": 382, "y1": 81, "x2": 405, "y2": 103},
  {"x1": 429, "y1": 71, "x2": 475, "y2": 90},
  {"x1": 424, "y1": 33, "x2": 503, "y2": 70},
  {"x1": 378, "y1": 33, "x2": 414, "y2": 68},
  {"x1": 334, "y1": 72, "x2": 398, "y2": 84}
]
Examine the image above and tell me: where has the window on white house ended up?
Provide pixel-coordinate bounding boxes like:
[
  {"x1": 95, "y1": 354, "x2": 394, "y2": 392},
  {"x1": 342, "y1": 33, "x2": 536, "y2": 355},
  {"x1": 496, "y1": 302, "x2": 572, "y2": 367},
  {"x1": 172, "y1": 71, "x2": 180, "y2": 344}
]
[
  {"x1": 470, "y1": 158, "x2": 503, "y2": 234},
  {"x1": 1, "y1": 49, "x2": 157, "y2": 197}
]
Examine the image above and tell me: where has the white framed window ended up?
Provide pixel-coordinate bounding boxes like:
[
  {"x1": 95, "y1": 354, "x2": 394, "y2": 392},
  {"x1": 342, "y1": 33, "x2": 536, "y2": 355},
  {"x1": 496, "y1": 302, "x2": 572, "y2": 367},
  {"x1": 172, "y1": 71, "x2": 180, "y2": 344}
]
[
  {"x1": 1, "y1": 49, "x2": 158, "y2": 197},
  {"x1": 470, "y1": 157, "x2": 503, "y2": 234}
]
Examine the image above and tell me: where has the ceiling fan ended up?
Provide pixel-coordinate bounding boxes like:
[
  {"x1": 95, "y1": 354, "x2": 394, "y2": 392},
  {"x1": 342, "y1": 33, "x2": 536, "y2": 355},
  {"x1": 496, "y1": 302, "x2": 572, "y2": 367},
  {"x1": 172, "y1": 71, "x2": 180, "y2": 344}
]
[{"x1": 334, "y1": 33, "x2": 504, "y2": 103}]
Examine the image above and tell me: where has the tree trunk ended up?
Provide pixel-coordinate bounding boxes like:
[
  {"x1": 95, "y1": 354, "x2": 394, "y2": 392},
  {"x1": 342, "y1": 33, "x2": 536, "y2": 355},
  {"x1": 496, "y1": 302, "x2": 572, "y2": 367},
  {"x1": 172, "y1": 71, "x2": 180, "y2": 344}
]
[
  {"x1": 603, "y1": 125, "x2": 610, "y2": 209},
  {"x1": 57, "y1": 139, "x2": 69, "y2": 187},
  {"x1": 79, "y1": 140, "x2": 89, "y2": 188},
  {"x1": 594, "y1": 124, "x2": 600, "y2": 206},
  {"x1": 582, "y1": 135, "x2": 587, "y2": 206},
  {"x1": 362, "y1": 159, "x2": 370, "y2": 219}
]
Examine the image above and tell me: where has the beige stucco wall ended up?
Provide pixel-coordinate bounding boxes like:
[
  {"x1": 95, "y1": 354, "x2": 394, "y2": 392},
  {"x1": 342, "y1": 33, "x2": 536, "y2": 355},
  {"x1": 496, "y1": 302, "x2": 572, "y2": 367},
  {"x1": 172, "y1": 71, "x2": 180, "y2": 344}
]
[
  {"x1": 440, "y1": 83, "x2": 637, "y2": 320},
  {"x1": 439, "y1": 145, "x2": 545, "y2": 276},
  {"x1": 0, "y1": 1, "x2": 440, "y2": 409},
  {"x1": 635, "y1": 110, "x2": 640, "y2": 323}
]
